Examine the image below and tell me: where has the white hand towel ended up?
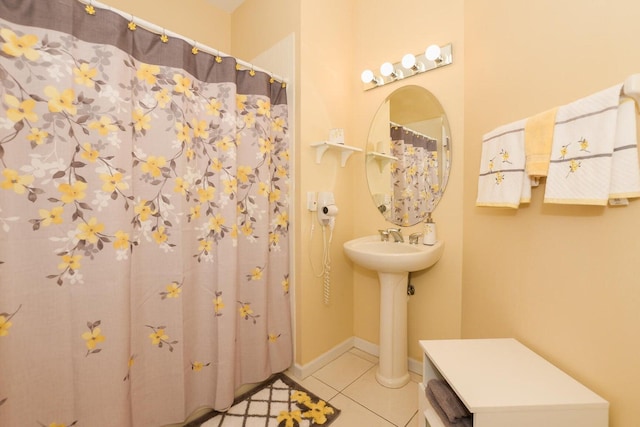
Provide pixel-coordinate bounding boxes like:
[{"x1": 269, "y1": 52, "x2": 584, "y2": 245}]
[
  {"x1": 609, "y1": 98, "x2": 640, "y2": 200},
  {"x1": 544, "y1": 84, "x2": 623, "y2": 205},
  {"x1": 476, "y1": 119, "x2": 531, "y2": 208}
]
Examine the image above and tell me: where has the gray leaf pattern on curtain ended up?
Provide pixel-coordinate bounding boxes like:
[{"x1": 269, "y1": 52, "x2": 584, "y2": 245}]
[{"x1": 0, "y1": 1, "x2": 291, "y2": 426}]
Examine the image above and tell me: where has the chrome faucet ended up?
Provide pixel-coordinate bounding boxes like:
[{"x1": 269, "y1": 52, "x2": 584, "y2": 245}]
[
  {"x1": 377, "y1": 229, "x2": 390, "y2": 241},
  {"x1": 409, "y1": 232, "x2": 423, "y2": 245},
  {"x1": 387, "y1": 228, "x2": 404, "y2": 243}
]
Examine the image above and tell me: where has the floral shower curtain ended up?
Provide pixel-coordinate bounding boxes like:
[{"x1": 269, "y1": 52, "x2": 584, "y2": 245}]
[
  {"x1": 0, "y1": 1, "x2": 291, "y2": 426},
  {"x1": 390, "y1": 125, "x2": 439, "y2": 224}
]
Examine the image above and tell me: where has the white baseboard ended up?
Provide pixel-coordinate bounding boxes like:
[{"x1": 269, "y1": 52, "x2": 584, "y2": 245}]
[{"x1": 291, "y1": 336, "x2": 422, "y2": 378}]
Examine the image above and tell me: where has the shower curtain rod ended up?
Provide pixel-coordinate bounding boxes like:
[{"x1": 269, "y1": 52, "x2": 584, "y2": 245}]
[{"x1": 81, "y1": 0, "x2": 289, "y2": 85}]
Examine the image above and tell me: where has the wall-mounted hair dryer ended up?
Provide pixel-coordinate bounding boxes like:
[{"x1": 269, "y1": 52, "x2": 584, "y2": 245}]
[{"x1": 317, "y1": 191, "x2": 338, "y2": 228}]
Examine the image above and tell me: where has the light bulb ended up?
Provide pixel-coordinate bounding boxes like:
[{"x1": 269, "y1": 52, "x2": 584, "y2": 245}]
[
  {"x1": 361, "y1": 69, "x2": 374, "y2": 84},
  {"x1": 380, "y1": 62, "x2": 394, "y2": 77},
  {"x1": 425, "y1": 44, "x2": 442, "y2": 61},
  {"x1": 401, "y1": 53, "x2": 416, "y2": 69}
]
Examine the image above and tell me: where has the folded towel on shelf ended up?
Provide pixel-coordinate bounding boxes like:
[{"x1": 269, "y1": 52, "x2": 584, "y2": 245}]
[
  {"x1": 544, "y1": 84, "x2": 623, "y2": 205},
  {"x1": 476, "y1": 118, "x2": 531, "y2": 208},
  {"x1": 426, "y1": 380, "x2": 472, "y2": 427},
  {"x1": 609, "y1": 97, "x2": 640, "y2": 200},
  {"x1": 524, "y1": 107, "x2": 559, "y2": 177}
]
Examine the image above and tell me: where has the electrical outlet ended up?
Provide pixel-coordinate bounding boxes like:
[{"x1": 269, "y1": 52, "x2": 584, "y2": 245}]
[{"x1": 307, "y1": 192, "x2": 317, "y2": 211}]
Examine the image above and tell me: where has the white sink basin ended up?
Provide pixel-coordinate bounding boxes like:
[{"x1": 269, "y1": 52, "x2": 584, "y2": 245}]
[{"x1": 343, "y1": 235, "x2": 444, "y2": 273}]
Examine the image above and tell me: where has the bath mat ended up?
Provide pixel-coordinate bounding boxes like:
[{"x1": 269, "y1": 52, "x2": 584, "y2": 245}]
[{"x1": 188, "y1": 373, "x2": 341, "y2": 427}]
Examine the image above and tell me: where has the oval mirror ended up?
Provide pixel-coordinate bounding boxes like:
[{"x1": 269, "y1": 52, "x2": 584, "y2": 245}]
[{"x1": 365, "y1": 85, "x2": 451, "y2": 226}]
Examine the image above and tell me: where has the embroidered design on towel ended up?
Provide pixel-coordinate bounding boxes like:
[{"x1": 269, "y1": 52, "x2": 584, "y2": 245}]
[{"x1": 476, "y1": 119, "x2": 531, "y2": 208}]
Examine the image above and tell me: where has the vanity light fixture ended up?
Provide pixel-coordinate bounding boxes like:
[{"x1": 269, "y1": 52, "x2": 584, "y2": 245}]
[{"x1": 361, "y1": 43, "x2": 453, "y2": 91}]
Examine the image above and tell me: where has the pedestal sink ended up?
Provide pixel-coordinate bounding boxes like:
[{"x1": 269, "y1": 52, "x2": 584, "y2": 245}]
[{"x1": 343, "y1": 235, "x2": 444, "y2": 388}]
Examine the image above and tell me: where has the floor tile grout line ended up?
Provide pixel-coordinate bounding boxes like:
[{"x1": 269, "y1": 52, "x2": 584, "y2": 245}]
[{"x1": 332, "y1": 392, "x2": 401, "y2": 426}]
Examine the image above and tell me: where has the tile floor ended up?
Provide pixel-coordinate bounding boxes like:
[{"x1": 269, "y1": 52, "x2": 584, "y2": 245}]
[{"x1": 285, "y1": 348, "x2": 421, "y2": 427}]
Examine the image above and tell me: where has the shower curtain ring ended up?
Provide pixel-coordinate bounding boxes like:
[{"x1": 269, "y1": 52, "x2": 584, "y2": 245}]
[{"x1": 85, "y1": 0, "x2": 96, "y2": 15}]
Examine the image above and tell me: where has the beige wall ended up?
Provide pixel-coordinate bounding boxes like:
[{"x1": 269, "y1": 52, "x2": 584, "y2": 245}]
[{"x1": 463, "y1": 2, "x2": 640, "y2": 426}]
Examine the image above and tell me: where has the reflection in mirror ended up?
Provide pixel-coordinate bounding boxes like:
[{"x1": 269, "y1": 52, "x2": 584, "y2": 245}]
[{"x1": 366, "y1": 85, "x2": 451, "y2": 226}]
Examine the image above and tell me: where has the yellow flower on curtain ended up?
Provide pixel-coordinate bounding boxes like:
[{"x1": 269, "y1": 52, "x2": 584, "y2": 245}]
[
  {"x1": 206, "y1": 98, "x2": 222, "y2": 116},
  {"x1": 258, "y1": 182, "x2": 269, "y2": 198},
  {"x1": 230, "y1": 224, "x2": 238, "y2": 239},
  {"x1": 4, "y1": 94, "x2": 38, "y2": 123},
  {"x1": 58, "y1": 181, "x2": 87, "y2": 203},
  {"x1": 241, "y1": 222, "x2": 253, "y2": 236},
  {"x1": 141, "y1": 156, "x2": 166, "y2": 178},
  {"x1": 155, "y1": 88, "x2": 171, "y2": 108},
  {"x1": 222, "y1": 177, "x2": 237, "y2": 195},
  {"x1": 132, "y1": 108, "x2": 151, "y2": 132},
  {"x1": 173, "y1": 74, "x2": 193, "y2": 98},
  {"x1": 213, "y1": 293, "x2": 224, "y2": 315},
  {"x1": 175, "y1": 122, "x2": 191, "y2": 144},
  {"x1": 38, "y1": 206, "x2": 64, "y2": 227},
  {"x1": 1, "y1": 169, "x2": 34, "y2": 194},
  {"x1": 173, "y1": 177, "x2": 188, "y2": 195},
  {"x1": 44, "y1": 86, "x2": 77, "y2": 115},
  {"x1": 250, "y1": 267, "x2": 262, "y2": 281},
  {"x1": 88, "y1": 115, "x2": 117, "y2": 136},
  {"x1": 191, "y1": 118, "x2": 209, "y2": 140},
  {"x1": 0, "y1": 29, "x2": 39, "y2": 61},
  {"x1": 216, "y1": 135, "x2": 233, "y2": 151},
  {"x1": 26, "y1": 127, "x2": 48, "y2": 145},
  {"x1": 149, "y1": 328, "x2": 168, "y2": 345},
  {"x1": 276, "y1": 212, "x2": 289, "y2": 228},
  {"x1": 239, "y1": 303, "x2": 253, "y2": 318},
  {"x1": 0, "y1": 315, "x2": 12, "y2": 337},
  {"x1": 210, "y1": 158, "x2": 223, "y2": 172},
  {"x1": 276, "y1": 165, "x2": 287, "y2": 179},
  {"x1": 113, "y1": 230, "x2": 130, "y2": 250},
  {"x1": 276, "y1": 410, "x2": 302, "y2": 427},
  {"x1": 76, "y1": 217, "x2": 105, "y2": 244},
  {"x1": 198, "y1": 239, "x2": 212, "y2": 253},
  {"x1": 134, "y1": 200, "x2": 155, "y2": 221},
  {"x1": 100, "y1": 172, "x2": 129, "y2": 193},
  {"x1": 272, "y1": 117, "x2": 285, "y2": 133},
  {"x1": 268, "y1": 333, "x2": 280, "y2": 343},
  {"x1": 165, "y1": 282, "x2": 182, "y2": 298},
  {"x1": 80, "y1": 143, "x2": 100, "y2": 163},
  {"x1": 197, "y1": 186, "x2": 215, "y2": 202},
  {"x1": 58, "y1": 254, "x2": 81, "y2": 271},
  {"x1": 281, "y1": 276, "x2": 289, "y2": 293},
  {"x1": 208, "y1": 214, "x2": 225, "y2": 233},
  {"x1": 269, "y1": 188, "x2": 280, "y2": 203},
  {"x1": 189, "y1": 204, "x2": 201, "y2": 221},
  {"x1": 256, "y1": 99, "x2": 271, "y2": 117},
  {"x1": 81, "y1": 327, "x2": 105, "y2": 350},
  {"x1": 243, "y1": 112, "x2": 256, "y2": 128},
  {"x1": 73, "y1": 62, "x2": 97, "y2": 87},
  {"x1": 191, "y1": 361, "x2": 211, "y2": 371},
  {"x1": 236, "y1": 94, "x2": 247, "y2": 111},
  {"x1": 136, "y1": 63, "x2": 160, "y2": 85},
  {"x1": 259, "y1": 137, "x2": 273, "y2": 155},
  {"x1": 152, "y1": 226, "x2": 168, "y2": 244},
  {"x1": 237, "y1": 165, "x2": 252, "y2": 183}
]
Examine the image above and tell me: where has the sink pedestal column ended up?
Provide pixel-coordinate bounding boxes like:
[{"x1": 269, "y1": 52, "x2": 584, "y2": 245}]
[{"x1": 376, "y1": 271, "x2": 410, "y2": 388}]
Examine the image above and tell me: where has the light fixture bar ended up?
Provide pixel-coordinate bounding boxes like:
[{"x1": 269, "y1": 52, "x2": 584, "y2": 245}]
[{"x1": 361, "y1": 43, "x2": 453, "y2": 91}]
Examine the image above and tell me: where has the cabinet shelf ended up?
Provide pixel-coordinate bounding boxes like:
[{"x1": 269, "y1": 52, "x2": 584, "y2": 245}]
[{"x1": 310, "y1": 141, "x2": 362, "y2": 167}]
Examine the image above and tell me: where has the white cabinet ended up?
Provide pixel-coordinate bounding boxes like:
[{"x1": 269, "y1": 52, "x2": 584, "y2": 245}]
[{"x1": 418, "y1": 339, "x2": 608, "y2": 427}]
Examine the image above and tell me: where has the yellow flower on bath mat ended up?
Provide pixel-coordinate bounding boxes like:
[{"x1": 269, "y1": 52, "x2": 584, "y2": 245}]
[
  {"x1": 277, "y1": 410, "x2": 302, "y2": 427},
  {"x1": 291, "y1": 390, "x2": 311, "y2": 405},
  {"x1": 302, "y1": 399, "x2": 335, "y2": 424}
]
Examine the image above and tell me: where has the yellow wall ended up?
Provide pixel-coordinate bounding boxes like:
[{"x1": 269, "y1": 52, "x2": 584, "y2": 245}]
[
  {"x1": 101, "y1": 0, "x2": 231, "y2": 52},
  {"x1": 463, "y1": 2, "x2": 640, "y2": 426}
]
